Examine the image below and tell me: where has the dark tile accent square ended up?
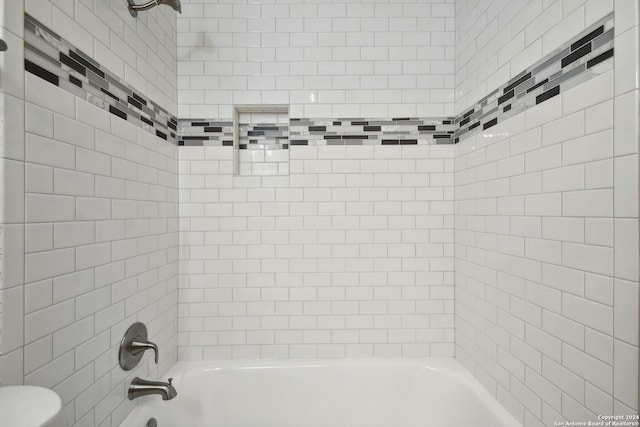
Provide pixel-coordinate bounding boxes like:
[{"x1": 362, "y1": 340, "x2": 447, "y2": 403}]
[
  {"x1": 561, "y1": 43, "x2": 591, "y2": 67},
  {"x1": 504, "y1": 72, "x2": 531, "y2": 93},
  {"x1": 69, "y1": 50, "x2": 104, "y2": 78},
  {"x1": 527, "y1": 78, "x2": 549, "y2": 93},
  {"x1": 535, "y1": 85, "x2": 560, "y2": 104},
  {"x1": 25, "y1": 60, "x2": 59, "y2": 85},
  {"x1": 132, "y1": 92, "x2": 148, "y2": 106},
  {"x1": 109, "y1": 105, "x2": 127, "y2": 120},
  {"x1": 141, "y1": 116, "x2": 154, "y2": 126},
  {"x1": 128, "y1": 96, "x2": 143, "y2": 110},
  {"x1": 69, "y1": 75, "x2": 82, "y2": 88},
  {"x1": 100, "y1": 87, "x2": 120, "y2": 102},
  {"x1": 571, "y1": 26, "x2": 604, "y2": 51},
  {"x1": 587, "y1": 48, "x2": 614, "y2": 69},
  {"x1": 498, "y1": 89, "x2": 514, "y2": 105},
  {"x1": 483, "y1": 118, "x2": 498, "y2": 130},
  {"x1": 59, "y1": 52, "x2": 86, "y2": 76}
]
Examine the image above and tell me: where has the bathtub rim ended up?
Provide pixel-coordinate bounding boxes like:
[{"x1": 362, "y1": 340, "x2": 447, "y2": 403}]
[{"x1": 150, "y1": 357, "x2": 522, "y2": 427}]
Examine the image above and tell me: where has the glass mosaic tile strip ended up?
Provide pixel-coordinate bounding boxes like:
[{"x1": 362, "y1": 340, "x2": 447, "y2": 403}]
[
  {"x1": 289, "y1": 117, "x2": 455, "y2": 146},
  {"x1": 177, "y1": 120, "x2": 234, "y2": 146},
  {"x1": 238, "y1": 123, "x2": 289, "y2": 150},
  {"x1": 24, "y1": 14, "x2": 178, "y2": 144},
  {"x1": 24, "y1": 11, "x2": 614, "y2": 149},
  {"x1": 453, "y1": 13, "x2": 614, "y2": 143},
  {"x1": 177, "y1": 117, "x2": 456, "y2": 147}
]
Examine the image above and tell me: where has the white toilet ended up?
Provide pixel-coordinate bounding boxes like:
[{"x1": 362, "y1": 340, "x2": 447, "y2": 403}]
[{"x1": 0, "y1": 385, "x2": 67, "y2": 427}]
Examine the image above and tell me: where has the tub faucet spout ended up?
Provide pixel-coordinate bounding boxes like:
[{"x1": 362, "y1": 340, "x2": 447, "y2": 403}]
[{"x1": 128, "y1": 377, "x2": 177, "y2": 400}]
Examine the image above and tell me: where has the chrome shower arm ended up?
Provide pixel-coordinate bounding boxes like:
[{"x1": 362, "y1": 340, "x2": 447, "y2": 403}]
[
  {"x1": 128, "y1": 0, "x2": 181, "y2": 17},
  {"x1": 128, "y1": 0, "x2": 160, "y2": 16}
]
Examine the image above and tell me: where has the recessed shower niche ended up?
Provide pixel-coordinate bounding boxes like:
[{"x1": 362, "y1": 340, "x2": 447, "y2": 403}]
[{"x1": 233, "y1": 105, "x2": 289, "y2": 176}]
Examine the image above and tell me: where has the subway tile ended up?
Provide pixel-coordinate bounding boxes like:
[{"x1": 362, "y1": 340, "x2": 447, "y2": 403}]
[
  {"x1": 25, "y1": 246, "x2": 76, "y2": 285},
  {"x1": 542, "y1": 356, "x2": 585, "y2": 404},
  {"x1": 26, "y1": 133, "x2": 75, "y2": 169},
  {"x1": 613, "y1": 339, "x2": 639, "y2": 410},
  {"x1": 563, "y1": 293, "x2": 613, "y2": 335},
  {"x1": 562, "y1": 189, "x2": 613, "y2": 217}
]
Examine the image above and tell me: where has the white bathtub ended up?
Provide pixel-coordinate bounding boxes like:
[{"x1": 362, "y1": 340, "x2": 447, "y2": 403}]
[{"x1": 120, "y1": 359, "x2": 521, "y2": 427}]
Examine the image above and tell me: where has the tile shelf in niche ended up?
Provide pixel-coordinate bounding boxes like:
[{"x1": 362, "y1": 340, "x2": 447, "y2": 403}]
[{"x1": 233, "y1": 105, "x2": 290, "y2": 177}]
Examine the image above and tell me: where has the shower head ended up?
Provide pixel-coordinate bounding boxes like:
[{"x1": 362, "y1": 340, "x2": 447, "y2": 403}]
[{"x1": 127, "y1": 0, "x2": 182, "y2": 17}]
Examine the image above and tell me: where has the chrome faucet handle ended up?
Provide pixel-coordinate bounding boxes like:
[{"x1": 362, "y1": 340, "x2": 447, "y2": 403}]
[
  {"x1": 120, "y1": 322, "x2": 160, "y2": 370},
  {"x1": 130, "y1": 339, "x2": 159, "y2": 364}
]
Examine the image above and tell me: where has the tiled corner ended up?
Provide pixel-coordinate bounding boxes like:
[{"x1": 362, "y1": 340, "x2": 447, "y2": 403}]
[{"x1": 23, "y1": 15, "x2": 178, "y2": 144}]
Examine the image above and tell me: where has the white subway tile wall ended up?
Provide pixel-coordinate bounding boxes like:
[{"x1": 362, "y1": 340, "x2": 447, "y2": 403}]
[
  {"x1": 0, "y1": 0, "x2": 27, "y2": 389},
  {"x1": 22, "y1": 72, "x2": 180, "y2": 427},
  {"x1": 0, "y1": 2, "x2": 180, "y2": 427},
  {"x1": 178, "y1": 143, "x2": 455, "y2": 359},
  {"x1": 455, "y1": 1, "x2": 639, "y2": 426},
  {"x1": 177, "y1": 1, "x2": 456, "y2": 119}
]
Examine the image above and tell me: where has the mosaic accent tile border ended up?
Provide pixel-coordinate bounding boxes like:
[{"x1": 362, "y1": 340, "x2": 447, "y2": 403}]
[
  {"x1": 453, "y1": 13, "x2": 614, "y2": 142},
  {"x1": 23, "y1": 12, "x2": 614, "y2": 149},
  {"x1": 239, "y1": 123, "x2": 289, "y2": 150},
  {"x1": 24, "y1": 14, "x2": 178, "y2": 144},
  {"x1": 290, "y1": 117, "x2": 455, "y2": 146},
  {"x1": 177, "y1": 120, "x2": 233, "y2": 147},
  {"x1": 178, "y1": 117, "x2": 455, "y2": 147}
]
